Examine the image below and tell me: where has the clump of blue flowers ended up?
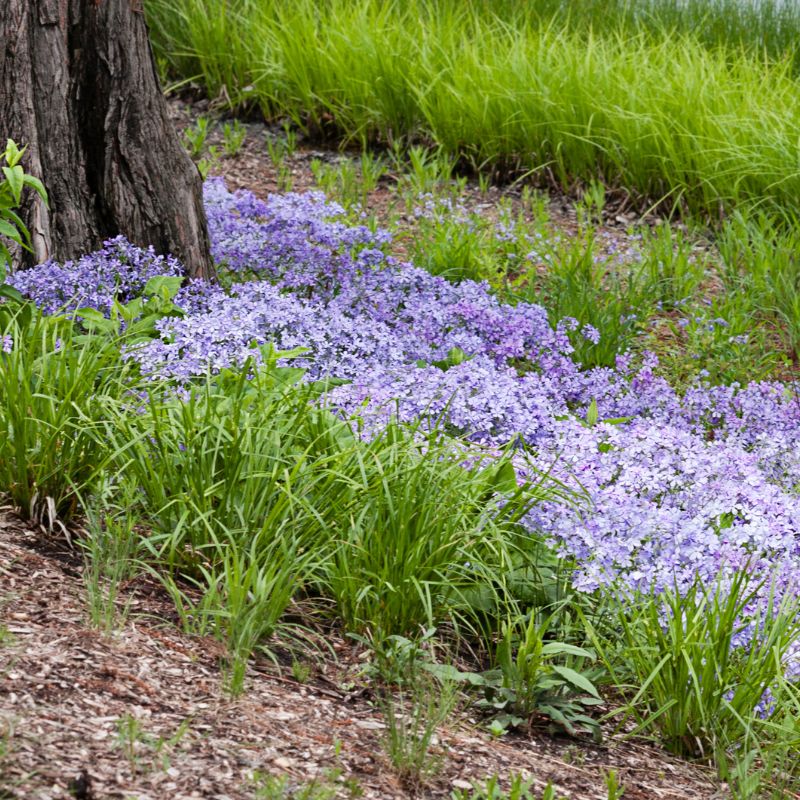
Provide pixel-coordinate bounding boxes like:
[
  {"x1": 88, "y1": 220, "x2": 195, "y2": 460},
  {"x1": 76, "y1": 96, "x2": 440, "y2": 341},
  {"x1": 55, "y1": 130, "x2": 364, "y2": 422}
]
[{"x1": 9, "y1": 178, "x2": 800, "y2": 608}]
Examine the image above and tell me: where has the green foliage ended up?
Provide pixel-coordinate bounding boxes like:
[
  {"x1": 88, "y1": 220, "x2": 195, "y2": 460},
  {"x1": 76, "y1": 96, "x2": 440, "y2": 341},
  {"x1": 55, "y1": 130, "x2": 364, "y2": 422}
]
[
  {"x1": 451, "y1": 774, "x2": 538, "y2": 800},
  {"x1": 592, "y1": 571, "x2": 800, "y2": 760},
  {"x1": 516, "y1": 232, "x2": 650, "y2": 369},
  {"x1": 108, "y1": 350, "x2": 326, "y2": 567},
  {"x1": 250, "y1": 772, "x2": 339, "y2": 800},
  {"x1": 436, "y1": 610, "x2": 602, "y2": 740},
  {"x1": 222, "y1": 119, "x2": 246, "y2": 157},
  {"x1": 451, "y1": 775, "x2": 572, "y2": 800},
  {"x1": 0, "y1": 308, "x2": 140, "y2": 525},
  {"x1": 0, "y1": 140, "x2": 47, "y2": 284},
  {"x1": 375, "y1": 641, "x2": 458, "y2": 791},
  {"x1": 265, "y1": 124, "x2": 297, "y2": 167},
  {"x1": 409, "y1": 212, "x2": 493, "y2": 284},
  {"x1": 160, "y1": 527, "x2": 309, "y2": 696},
  {"x1": 637, "y1": 223, "x2": 705, "y2": 310},
  {"x1": 115, "y1": 714, "x2": 191, "y2": 775},
  {"x1": 320, "y1": 426, "x2": 553, "y2": 638},
  {"x1": 79, "y1": 479, "x2": 142, "y2": 632},
  {"x1": 716, "y1": 210, "x2": 800, "y2": 360},
  {"x1": 182, "y1": 116, "x2": 213, "y2": 158},
  {"x1": 311, "y1": 152, "x2": 387, "y2": 211}
]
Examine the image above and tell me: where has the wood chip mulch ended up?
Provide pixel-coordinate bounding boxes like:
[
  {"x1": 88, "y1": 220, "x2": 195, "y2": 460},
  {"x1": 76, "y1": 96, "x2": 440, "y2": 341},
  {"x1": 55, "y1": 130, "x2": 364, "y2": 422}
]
[{"x1": 0, "y1": 508, "x2": 725, "y2": 800}]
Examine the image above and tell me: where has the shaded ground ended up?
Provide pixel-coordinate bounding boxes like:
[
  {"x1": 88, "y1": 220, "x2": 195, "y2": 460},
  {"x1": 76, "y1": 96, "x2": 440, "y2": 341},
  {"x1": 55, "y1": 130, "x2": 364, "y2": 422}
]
[
  {"x1": 0, "y1": 509, "x2": 725, "y2": 800},
  {"x1": 167, "y1": 97, "x2": 657, "y2": 250}
]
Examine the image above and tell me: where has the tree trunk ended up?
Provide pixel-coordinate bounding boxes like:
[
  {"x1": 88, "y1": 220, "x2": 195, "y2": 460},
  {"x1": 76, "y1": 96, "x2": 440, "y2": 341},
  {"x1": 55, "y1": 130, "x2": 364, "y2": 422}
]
[{"x1": 0, "y1": 0, "x2": 214, "y2": 279}]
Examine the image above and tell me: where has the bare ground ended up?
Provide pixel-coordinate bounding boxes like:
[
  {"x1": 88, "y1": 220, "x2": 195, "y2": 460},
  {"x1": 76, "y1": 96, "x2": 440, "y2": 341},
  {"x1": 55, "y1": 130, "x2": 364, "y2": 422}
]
[{"x1": 0, "y1": 508, "x2": 726, "y2": 800}]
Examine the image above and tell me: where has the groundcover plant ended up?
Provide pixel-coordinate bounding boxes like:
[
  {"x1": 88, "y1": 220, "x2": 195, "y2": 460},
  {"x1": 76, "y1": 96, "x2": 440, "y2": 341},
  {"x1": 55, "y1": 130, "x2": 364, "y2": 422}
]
[{"x1": 8, "y1": 178, "x2": 800, "y2": 608}]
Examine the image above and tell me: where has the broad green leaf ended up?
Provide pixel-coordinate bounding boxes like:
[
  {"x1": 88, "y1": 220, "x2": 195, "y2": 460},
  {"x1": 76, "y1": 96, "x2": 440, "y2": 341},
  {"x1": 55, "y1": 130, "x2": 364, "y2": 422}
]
[
  {"x1": 143, "y1": 275, "x2": 183, "y2": 300},
  {"x1": 3, "y1": 139, "x2": 23, "y2": 167},
  {"x1": 0, "y1": 218, "x2": 22, "y2": 244},
  {"x1": 541, "y1": 642, "x2": 595, "y2": 659},
  {"x1": 2, "y1": 165, "x2": 24, "y2": 205},
  {"x1": 22, "y1": 174, "x2": 48, "y2": 203},
  {"x1": 550, "y1": 665, "x2": 601, "y2": 698}
]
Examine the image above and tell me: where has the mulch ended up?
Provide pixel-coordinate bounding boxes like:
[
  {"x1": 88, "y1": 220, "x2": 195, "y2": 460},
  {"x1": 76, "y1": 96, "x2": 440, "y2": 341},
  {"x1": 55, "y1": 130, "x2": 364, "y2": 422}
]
[{"x1": 0, "y1": 507, "x2": 724, "y2": 800}]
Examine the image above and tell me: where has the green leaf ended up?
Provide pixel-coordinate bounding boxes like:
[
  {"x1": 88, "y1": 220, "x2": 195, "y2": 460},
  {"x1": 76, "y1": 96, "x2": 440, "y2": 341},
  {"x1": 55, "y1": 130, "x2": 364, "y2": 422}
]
[
  {"x1": 0, "y1": 284, "x2": 23, "y2": 303},
  {"x1": 22, "y1": 174, "x2": 48, "y2": 204},
  {"x1": 540, "y1": 642, "x2": 595, "y2": 659},
  {"x1": 0, "y1": 218, "x2": 23, "y2": 244},
  {"x1": 3, "y1": 140, "x2": 23, "y2": 168},
  {"x1": 143, "y1": 275, "x2": 183, "y2": 301},
  {"x1": 585, "y1": 399, "x2": 599, "y2": 426},
  {"x1": 550, "y1": 665, "x2": 601, "y2": 698},
  {"x1": 2, "y1": 165, "x2": 24, "y2": 205},
  {"x1": 75, "y1": 307, "x2": 118, "y2": 333},
  {"x1": 423, "y1": 662, "x2": 486, "y2": 686},
  {"x1": 488, "y1": 460, "x2": 518, "y2": 494}
]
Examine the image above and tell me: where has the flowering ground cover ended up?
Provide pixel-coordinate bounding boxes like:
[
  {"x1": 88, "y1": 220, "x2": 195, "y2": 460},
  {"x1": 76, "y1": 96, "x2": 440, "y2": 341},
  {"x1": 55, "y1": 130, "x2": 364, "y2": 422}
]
[
  {"x1": 10, "y1": 178, "x2": 800, "y2": 607},
  {"x1": 6, "y1": 159, "x2": 800, "y2": 794}
]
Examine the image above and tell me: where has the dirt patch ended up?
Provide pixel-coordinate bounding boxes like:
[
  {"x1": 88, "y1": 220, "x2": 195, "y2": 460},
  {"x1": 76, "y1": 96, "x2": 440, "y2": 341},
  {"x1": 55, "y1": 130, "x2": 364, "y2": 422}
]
[{"x1": 0, "y1": 508, "x2": 723, "y2": 799}]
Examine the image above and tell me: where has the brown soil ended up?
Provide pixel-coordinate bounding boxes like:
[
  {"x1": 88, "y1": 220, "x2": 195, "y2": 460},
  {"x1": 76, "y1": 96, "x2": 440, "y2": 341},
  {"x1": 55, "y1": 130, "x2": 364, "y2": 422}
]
[{"x1": 0, "y1": 508, "x2": 725, "y2": 800}]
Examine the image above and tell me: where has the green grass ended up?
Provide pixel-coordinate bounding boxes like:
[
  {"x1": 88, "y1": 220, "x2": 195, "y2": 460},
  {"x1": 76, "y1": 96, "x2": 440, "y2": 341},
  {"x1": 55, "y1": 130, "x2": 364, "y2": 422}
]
[
  {"x1": 147, "y1": 0, "x2": 800, "y2": 221},
  {"x1": 0, "y1": 306, "x2": 141, "y2": 526},
  {"x1": 110, "y1": 358, "x2": 567, "y2": 643},
  {"x1": 589, "y1": 570, "x2": 800, "y2": 767}
]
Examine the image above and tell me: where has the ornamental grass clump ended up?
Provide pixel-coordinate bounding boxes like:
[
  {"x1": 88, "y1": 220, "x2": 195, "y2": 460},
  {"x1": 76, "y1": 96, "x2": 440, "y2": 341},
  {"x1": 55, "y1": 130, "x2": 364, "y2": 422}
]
[
  {"x1": 595, "y1": 570, "x2": 800, "y2": 764},
  {"x1": 147, "y1": 0, "x2": 800, "y2": 219},
  {"x1": 0, "y1": 307, "x2": 138, "y2": 526},
  {"x1": 318, "y1": 422, "x2": 547, "y2": 638},
  {"x1": 108, "y1": 353, "x2": 346, "y2": 571}
]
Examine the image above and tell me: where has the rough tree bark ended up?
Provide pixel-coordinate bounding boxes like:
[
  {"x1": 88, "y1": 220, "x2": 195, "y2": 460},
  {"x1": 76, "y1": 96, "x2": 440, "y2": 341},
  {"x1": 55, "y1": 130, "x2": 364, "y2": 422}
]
[{"x1": 0, "y1": 0, "x2": 214, "y2": 279}]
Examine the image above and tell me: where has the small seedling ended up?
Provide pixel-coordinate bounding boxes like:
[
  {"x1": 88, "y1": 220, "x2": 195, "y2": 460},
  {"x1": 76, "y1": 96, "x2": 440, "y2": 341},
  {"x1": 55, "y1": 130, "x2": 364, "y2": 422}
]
[
  {"x1": 282, "y1": 122, "x2": 297, "y2": 157},
  {"x1": 266, "y1": 123, "x2": 297, "y2": 168},
  {"x1": 116, "y1": 713, "x2": 144, "y2": 772},
  {"x1": 450, "y1": 774, "x2": 565, "y2": 800},
  {"x1": 291, "y1": 658, "x2": 311, "y2": 684},
  {"x1": 250, "y1": 772, "x2": 337, "y2": 800},
  {"x1": 114, "y1": 714, "x2": 191, "y2": 775},
  {"x1": 520, "y1": 186, "x2": 550, "y2": 226},
  {"x1": 196, "y1": 145, "x2": 221, "y2": 180},
  {"x1": 604, "y1": 769, "x2": 625, "y2": 800},
  {"x1": 80, "y1": 480, "x2": 141, "y2": 633},
  {"x1": 222, "y1": 120, "x2": 247, "y2": 157},
  {"x1": 379, "y1": 671, "x2": 457, "y2": 790},
  {"x1": 578, "y1": 179, "x2": 606, "y2": 225},
  {"x1": 182, "y1": 117, "x2": 213, "y2": 159},
  {"x1": 276, "y1": 162, "x2": 294, "y2": 191},
  {"x1": 0, "y1": 625, "x2": 14, "y2": 648},
  {"x1": 359, "y1": 151, "x2": 387, "y2": 197}
]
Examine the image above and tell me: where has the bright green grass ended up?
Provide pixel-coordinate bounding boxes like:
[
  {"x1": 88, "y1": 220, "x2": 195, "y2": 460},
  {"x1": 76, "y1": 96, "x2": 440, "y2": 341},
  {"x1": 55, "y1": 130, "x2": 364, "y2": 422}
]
[
  {"x1": 482, "y1": 1, "x2": 800, "y2": 74},
  {"x1": 146, "y1": 0, "x2": 800, "y2": 220}
]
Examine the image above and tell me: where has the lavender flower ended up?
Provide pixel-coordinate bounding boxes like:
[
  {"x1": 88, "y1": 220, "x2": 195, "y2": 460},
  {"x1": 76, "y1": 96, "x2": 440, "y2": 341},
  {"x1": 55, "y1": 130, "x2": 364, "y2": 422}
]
[{"x1": 13, "y1": 178, "x2": 800, "y2": 654}]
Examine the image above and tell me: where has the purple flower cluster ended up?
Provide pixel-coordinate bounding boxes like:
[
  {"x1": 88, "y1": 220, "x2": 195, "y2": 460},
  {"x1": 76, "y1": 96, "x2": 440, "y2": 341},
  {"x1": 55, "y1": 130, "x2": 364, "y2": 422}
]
[
  {"x1": 11, "y1": 178, "x2": 800, "y2": 609},
  {"x1": 6, "y1": 235, "x2": 183, "y2": 315}
]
